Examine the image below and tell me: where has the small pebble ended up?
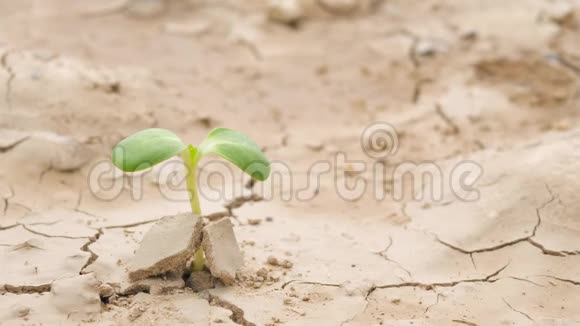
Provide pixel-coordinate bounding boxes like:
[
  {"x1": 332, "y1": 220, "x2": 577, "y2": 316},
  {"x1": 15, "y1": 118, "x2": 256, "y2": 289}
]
[
  {"x1": 267, "y1": 256, "x2": 279, "y2": 266},
  {"x1": 243, "y1": 240, "x2": 256, "y2": 246},
  {"x1": 257, "y1": 268, "x2": 269, "y2": 278},
  {"x1": 306, "y1": 141, "x2": 324, "y2": 152},
  {"x1": 460, "y1": 29, "x2": 478, "y2": 41},
  {"x1": 98, "y1": 283, "x2": 115, "y2": 298},
  {"x1": 281, "y1": 260, "x2": 293, "y2": 269},
  {"x1": 11, "y1": 304, "x2": 30, "y2": 318},
  {"x1": 268, "y1": 0, "x2": 304, "y2": 25},
  {"x1": 415, "y1": 39, "x2": 438, "y2": 57}
]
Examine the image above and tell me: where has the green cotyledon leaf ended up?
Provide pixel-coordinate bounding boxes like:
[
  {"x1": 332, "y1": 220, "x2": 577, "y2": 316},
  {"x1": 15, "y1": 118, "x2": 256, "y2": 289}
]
[
  {"x1": 197, "y1": 128, "x2": 270, "y2": 181},
  {"x1": 112, "y1": 128, "x2": 187, "y2": 172}
]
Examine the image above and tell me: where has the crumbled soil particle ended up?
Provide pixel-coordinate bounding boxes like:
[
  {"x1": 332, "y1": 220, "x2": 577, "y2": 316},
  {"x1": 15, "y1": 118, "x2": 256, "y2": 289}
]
[
  {"x1": 266, "y1": 256, "x2": 293, "y2": 269},
  {"x1": 185, "y1": 271, "x2": 216, "y2": 292}
]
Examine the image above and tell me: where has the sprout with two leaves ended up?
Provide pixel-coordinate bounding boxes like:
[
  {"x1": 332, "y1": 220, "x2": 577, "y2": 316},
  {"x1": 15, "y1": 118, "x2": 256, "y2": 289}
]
[{"x1": 111, "y1": 128, "x2": 270, "y2": 272}]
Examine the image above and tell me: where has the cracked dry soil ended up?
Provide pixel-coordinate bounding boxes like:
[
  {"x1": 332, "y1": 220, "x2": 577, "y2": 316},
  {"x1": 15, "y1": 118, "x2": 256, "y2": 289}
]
[{"x1": 1, "y1": 0, "x2": 580, "y2": 325}]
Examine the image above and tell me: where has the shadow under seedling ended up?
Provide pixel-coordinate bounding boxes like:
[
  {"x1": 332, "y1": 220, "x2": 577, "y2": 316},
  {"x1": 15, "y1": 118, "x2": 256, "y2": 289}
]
[{"x1": 111, "y1": 128, "x2": 270, "y2": 288}]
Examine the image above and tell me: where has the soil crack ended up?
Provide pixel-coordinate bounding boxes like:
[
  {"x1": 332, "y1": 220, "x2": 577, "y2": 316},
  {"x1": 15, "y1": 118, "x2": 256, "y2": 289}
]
[
  {"x1": 434, "y1": 184, "x2": 558, "y2": 256},
  {"x1": 281, "y1": 280, "x2": 341, "y2": 290},
  {"x1": 225, "y1": 194, "x2": 263, "y2": 215},
  {"x1": 373, "y1": 236, "x2": 413, "y2": 279},
  {"x1": 1, "y1": 49, "x2": 15, "y2": 110},
  {"x1": 22, "y1": 224, "x2": 87, "y2": 240},
  {"x1": 381, "y1": 29, "x2": 421, "y2": 68},
  {"x1": 340, "y1": 300, "x2": 369, "y2": 326},
  {"x1": 452, "y1": 320, "x2": 477, "y2": 326},
  {"x1": 434, "y1": 103, "x2": 460, "y2": 135},
  {"x1": 550, "y1": 54, "x2": 580, "y2": 77},
  {"x1": 526, "y1": 238, "x2": 569, "y2": 256},
  {"x1": 0, "y1": 136, "x2": 30, "y2": 153},
  {"x1": 411, "y1": 78, "x2": 432, "y2": 103},
  {"x1": 201, "y1": 292, "x2": 255, "y2": 326},
  {"x1": 502, "y1": 297, "x2": 533, "y2": 321},
  {"x1": 2, "y1": 283, "x2": 51, "y2": 294},
  {"x1": 367, "y1": 262, "x2": 510, "y2": 296},
  {"x1": 424, "y1": 292, "x2": 443, "y2": 314},
  {"x1": 539, "y1": 275, "x2": 580, "y2": 286},
  {"x1": 79, "y1": 228, "x2": 104, "y2": 273},
  {"x1": 103, "y1": 219, "x2": 159, "y2": 229}
]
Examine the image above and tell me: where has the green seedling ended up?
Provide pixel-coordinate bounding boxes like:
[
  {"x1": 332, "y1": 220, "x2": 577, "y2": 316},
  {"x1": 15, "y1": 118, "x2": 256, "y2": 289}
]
[{"x1": 111, "y1": 127, "x2": 270, "y2": 271}]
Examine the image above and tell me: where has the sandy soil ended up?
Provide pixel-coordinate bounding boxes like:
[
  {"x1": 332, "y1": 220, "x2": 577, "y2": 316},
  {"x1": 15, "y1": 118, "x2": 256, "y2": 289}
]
[{"x1": 1, "y1": 0, "x2": 580, "y2": 325}]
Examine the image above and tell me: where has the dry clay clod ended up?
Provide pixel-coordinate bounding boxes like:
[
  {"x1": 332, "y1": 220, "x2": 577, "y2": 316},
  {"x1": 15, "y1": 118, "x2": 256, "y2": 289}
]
[
  {"x1": 186, "y1": 271, "x2": 216, "y2": 292},
  {"x1": 128, "y1": 213, "x2": 203, "y2": 281},
  {"x1": 203, "y1": 218, "x2": 243, "y2": 285},
  {"x1": 51, "y1": 274, "x2": 101, "y2": 314}
]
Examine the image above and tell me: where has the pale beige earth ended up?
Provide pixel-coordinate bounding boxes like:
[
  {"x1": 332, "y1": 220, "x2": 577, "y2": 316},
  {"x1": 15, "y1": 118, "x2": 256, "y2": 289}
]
[{"x1": 1, "y1": 0, "x2": 580, "y2": 325}]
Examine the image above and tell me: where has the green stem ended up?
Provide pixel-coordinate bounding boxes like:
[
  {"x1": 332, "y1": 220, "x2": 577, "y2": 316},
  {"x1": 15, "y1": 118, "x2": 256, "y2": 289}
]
[
  {"x1": 182, "y1": 147, "x2": 204, "y2": 271},
  {"x1": 182, "y1": 147, "x2": 201, "y2": 215},
  {"x1": 192, "y1": 246, "x2": 205, "y2": 271}
]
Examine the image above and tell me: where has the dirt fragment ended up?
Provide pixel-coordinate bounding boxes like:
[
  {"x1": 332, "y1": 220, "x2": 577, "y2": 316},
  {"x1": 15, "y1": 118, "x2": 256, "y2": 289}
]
[
  {"x1": 305, "y1": 141, "x2": 324, "y2": 152},
  {"x1": 266, "y1": 256, "x2": 278, "y2": 266},
  {"x1": 186, "y1": 270, "x2": 216, "y2": 292},
  {"x1": 10, "y1": 304, "x2": 30, "y2": 318},
  {"x1": 128, "y1": 213, "x2": 202, "y2": 281},
  {"x1": 267, "y1": 256, "x2": 293, "y2": 269},
  {"x1": 225, "y1": 194, "x2": 263, "y2": 211},
  {"x1": 51, "y1": 274, "x2": 101, "y2": 314},
  {"x1": 203, "y1": 218, "x2": 243, "y2": 285},
  {"x1": 257, "y1": 268, "x2": 269, "y2": 278},
  {"x1": 128, "y1": 305, "x2": 147, "y2": 321},
  {"x1": 237, "y1": 268, "x2": 279, "y2": 289}
]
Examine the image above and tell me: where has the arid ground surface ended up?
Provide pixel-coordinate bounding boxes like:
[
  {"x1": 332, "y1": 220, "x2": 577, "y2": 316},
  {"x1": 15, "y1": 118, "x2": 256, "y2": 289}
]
[{"x1": 1, "y1": 0, "x2": 580, "y2": 325}]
